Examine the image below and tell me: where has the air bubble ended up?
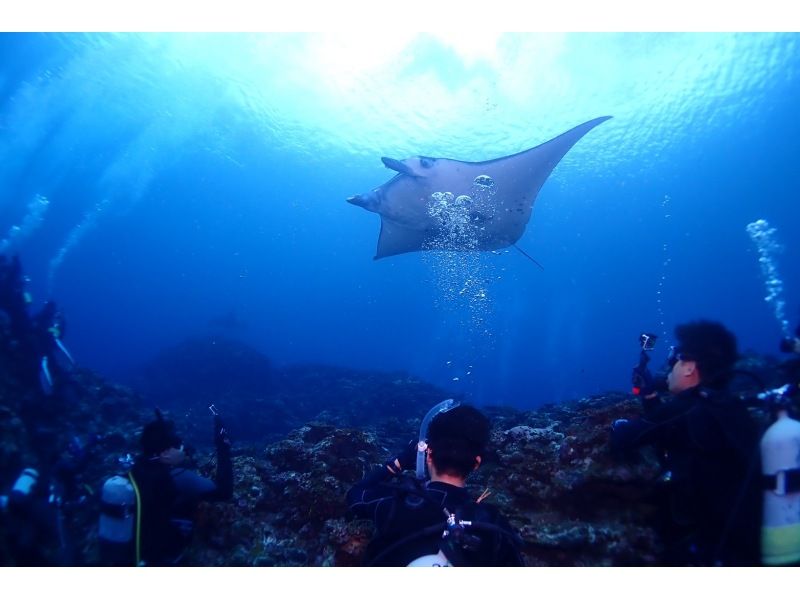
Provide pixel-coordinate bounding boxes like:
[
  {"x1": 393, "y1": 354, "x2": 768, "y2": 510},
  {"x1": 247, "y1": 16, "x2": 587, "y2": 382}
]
[
  {"x1": 0, "y1": 194, "x2": 50, "y2": 255},
  {"x1": 473, "y1": 175, "x2": 494, "y2": 188},
  {"x1": 746, "y1": 219, "x2": 789, "y2": 336}
]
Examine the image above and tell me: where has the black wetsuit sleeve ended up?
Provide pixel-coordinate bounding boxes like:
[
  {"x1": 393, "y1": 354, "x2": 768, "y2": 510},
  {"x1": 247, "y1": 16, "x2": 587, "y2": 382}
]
[
  {"x1": 171, "y1": 469, "x2": 215, "y2": 499},
  {"x1": 641, "y1": 394, "x2": 665, "y2": 414},
  {"x1": 346, "y1": 465, "x2": 395, "y2": 523},
  {"x1": 212, "y1": 444, "x2": 233, "y2": 501},
  {"x1": 490, "y1": 516, "x2": 525, "y2": 566},
  {"x1": 610, "y1": 396, "x2": 691, "y2": 453},
  {"x1": 171, "y1": 445, "x2": 233, "y2": 503},
  {"x1": 472, "y1": 504, "x2": 525, "y2": 566},
  {"x1": 500, "y1": 538, "x2": 525, "y2": 565}
]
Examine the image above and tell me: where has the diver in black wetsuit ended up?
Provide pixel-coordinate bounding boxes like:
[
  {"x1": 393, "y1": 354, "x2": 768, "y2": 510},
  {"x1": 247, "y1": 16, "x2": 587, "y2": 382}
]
[
  {"x1": 611, "y1": 320, "x2": 761, "y2": 566},
  {"x1": 347, "y1": 404, "x2": 523, "y2": 566},
  {"x1": 778, "y1": 321, "x2": 800, "y2": 385},
  {"x1": 0, "y1": 255, "x2": 74, "y2": 395},
  {"x1": 130, "y1": 410, "x2": 233, "y2": 565},
  {"x1": 0, "y1": 255, "x2": 88, "y2": 564},
  {"x1": 1, "y1": 433, "x2": 101, "y2": 565}
]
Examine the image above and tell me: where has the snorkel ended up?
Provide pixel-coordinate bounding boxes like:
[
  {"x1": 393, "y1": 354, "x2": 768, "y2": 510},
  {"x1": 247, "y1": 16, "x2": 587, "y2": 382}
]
[{"x1": 416, "y1": 399, "x2": 459, "y2": 479}]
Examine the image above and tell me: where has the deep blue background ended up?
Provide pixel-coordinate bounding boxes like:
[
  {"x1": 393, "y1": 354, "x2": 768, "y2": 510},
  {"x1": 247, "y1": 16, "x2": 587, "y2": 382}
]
[{"x1": 0, "y1": 33, "x2": 798, "y2": 409}]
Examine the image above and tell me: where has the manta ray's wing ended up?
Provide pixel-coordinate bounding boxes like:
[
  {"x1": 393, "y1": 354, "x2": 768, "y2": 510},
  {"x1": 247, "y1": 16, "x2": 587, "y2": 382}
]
[
  {"x1": 376, "y1": 219, "x2": 435, "y2": 259},
  {"x1": 360, "y1": 116, "x2": 611, "y2": 259},
  {"x1": 464, "y1": 115, "x2": 612, "y2": 250}
]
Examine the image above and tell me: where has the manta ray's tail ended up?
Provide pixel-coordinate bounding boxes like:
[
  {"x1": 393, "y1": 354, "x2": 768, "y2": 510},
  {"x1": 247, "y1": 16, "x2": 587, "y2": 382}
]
[{"x1": 513, "y1": 244, "x2": 544, "y2": 270}]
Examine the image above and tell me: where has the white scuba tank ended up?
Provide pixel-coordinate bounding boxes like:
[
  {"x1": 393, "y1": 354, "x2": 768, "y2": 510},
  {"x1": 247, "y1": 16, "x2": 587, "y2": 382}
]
[
  {"x1": 407, "y1": 550, "x2": 452, "y2": 567},
  {"x1": 760, "y1": 409, "x2": 800, "y2": 565},
  {"x1": 98, "y1": 474, "x2": 137, "y2": 564},
  {"x1": 11, "y1": 468, "x2": 39, "y2": 497}
]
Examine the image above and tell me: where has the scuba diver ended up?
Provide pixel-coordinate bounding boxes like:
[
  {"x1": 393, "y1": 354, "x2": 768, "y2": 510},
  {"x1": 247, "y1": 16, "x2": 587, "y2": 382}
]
[
  {"x1": 0, "y1": 433, "x2": 101, "y2": 565},
  {"x1": 610, "y1": 320, "x2": 762, "y2": 566},
  {"x1": 0, "y1": 467, "x2": 57, "y2": 565},
  {"x1": 779, "y1": 324, "x2": 800, "y2": 355},
  {"x1": 0, "y1": 254, "x2": 75, "y2": 396},
  {"x1": 346, "y1": 403, "x2": 524, "y2": 566},
  {"x1": 32, "y1": 299, "x2": 75, "y2": 397},
  {"x1": 0, "y1": 255, "x2": 90, "y2": 565},
  {"x1": 99, "y1": 408, "x2": 233, "y2": 566},
  {"x1": 778, "y1": 320, "x2": 800, "y2": 385},
  {"x1": 0, "y1": 254, "x2": 30, "y2": 349}
]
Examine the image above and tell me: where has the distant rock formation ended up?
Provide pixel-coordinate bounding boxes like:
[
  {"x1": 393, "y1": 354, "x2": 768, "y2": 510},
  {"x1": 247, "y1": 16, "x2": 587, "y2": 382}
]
[{"x1": 125, "y1": 336, "x2": 456, "y2": 446}]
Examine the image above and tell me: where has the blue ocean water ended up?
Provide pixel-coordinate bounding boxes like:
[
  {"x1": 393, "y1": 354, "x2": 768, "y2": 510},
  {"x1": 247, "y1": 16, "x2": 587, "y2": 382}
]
[{"x1": 0, "y1": 32, "x2": 798, "y2": 409}]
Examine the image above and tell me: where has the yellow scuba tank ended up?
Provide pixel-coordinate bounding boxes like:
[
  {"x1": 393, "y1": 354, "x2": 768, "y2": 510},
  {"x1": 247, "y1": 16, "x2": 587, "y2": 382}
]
[{"x1": 760, "y1": 399, "x2": 800, "y2": 565}]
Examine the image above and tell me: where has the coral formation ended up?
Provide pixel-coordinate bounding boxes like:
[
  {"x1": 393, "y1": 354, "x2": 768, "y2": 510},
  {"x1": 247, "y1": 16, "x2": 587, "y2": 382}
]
[{"x1": 1, "y1": 328, "x2": 797, "y2": 565}]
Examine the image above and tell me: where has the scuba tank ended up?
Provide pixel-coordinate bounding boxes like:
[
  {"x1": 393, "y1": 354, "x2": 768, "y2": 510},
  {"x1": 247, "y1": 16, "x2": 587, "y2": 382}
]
[
  {"x1": 407, "y1": 550, "x2": 452, "y2": 567},
  {"x1": 98, "y1": 456, "x2": 138, "y2": 566},
  {"x1": 759, "y1": 384, "x2": 800, "y2": 565},
  {"x1": 406, "y1": 507, "x2": 484, "y2": 567},
  {"x1": 11, "y1": 468, "x2": 39, "y2": 498},
  {"x1": 2, "y1": 467, "x2": 39, "y2": 513}
]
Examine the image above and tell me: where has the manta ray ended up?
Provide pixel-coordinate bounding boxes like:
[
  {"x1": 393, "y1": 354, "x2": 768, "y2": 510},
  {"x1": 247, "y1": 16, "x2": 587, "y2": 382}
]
[{"x1": 347, "y1": 116, "x2": 611, "y2": 260}]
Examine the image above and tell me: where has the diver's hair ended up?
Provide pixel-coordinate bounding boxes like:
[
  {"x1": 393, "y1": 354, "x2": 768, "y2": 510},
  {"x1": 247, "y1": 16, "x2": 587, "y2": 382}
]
[
  {"x1": 427, "y1": 404, "x2": 490, "y2": 479},
  {"x1": 675, "y1": 320, "x2": 738, "y2": 389},
  {"x1": 140, "y1": 415, "x2": 180, "y2": 457}
]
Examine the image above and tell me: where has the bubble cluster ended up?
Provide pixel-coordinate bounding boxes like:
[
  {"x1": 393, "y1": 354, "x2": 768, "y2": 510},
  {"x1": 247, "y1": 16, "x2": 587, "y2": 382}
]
[
  {"x1": 422, "y1": 177, "x2": 500, "y2": 319},
  {"x1": 656, "y1": 194, "x2": 672, "y2": 338},
  {"x1": 473, "y1": 175, "x2": 495, "y2": 188},
  {"x1": 746, "y1": 219, "x2": 790, "y2": 336},
  {"x1": 445, "y1": 362, "x2": 474, "y2": 384},
  {"x1": 0, "y1": 194, "x2": 50, "y2": 254},
  {"x1": 425, "y1": 191, "x2": 478, "y2": 252},
  {"x1": 423, "y1": 177, "x2": 504, "y2": 389},
  {"x1": 48, "y1": 199, "x2": 101, "y2": 292}
]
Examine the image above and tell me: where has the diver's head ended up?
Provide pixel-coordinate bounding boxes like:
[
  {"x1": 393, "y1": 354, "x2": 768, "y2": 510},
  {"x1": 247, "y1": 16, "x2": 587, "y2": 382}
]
[
  {"x1": 140, "y1": 411, "x2": 185, "y2": 464},
  {"x1": 426, "y1": 405, "x2": 490, "y2": 483},
  {"x1": 779, "y1": 322, "x2": 800, "y2": 354},
  {"x1": 667, "y1": 320, "x2": 738, "y2": 393}
]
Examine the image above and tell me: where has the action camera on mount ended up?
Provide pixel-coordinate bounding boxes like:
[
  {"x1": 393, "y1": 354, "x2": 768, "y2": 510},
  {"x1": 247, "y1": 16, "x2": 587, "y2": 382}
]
[
  {"x1": 639, "y1": 332, "x2": 657, "y2": 352},
  {"x1": 632, "y1": 332, "x2": 664, "y2": 397}
]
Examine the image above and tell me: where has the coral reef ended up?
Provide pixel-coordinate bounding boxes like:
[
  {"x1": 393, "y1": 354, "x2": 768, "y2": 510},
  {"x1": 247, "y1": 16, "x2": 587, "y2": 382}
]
[
  {"x1": 1, "y1": 328, "x2": 797, "y2": 566},
  {"x1": 177, "y1": 390, "x2": 666, "y2": 566}
]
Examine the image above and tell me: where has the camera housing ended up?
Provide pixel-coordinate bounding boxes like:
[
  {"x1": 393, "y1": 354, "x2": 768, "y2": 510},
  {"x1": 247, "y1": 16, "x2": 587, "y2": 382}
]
[{"x1": 639, "y1": 332, "x2": 657, "y2": 351}]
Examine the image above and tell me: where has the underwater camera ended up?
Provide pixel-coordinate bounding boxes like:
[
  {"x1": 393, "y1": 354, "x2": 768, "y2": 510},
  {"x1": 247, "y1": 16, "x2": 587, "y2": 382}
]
[
  {"x1": 639, "y1": 332, "x2": 657, "y2": 351},
  {"x1": 632, "y1": 332, "x2": 662, "y2": 396}
]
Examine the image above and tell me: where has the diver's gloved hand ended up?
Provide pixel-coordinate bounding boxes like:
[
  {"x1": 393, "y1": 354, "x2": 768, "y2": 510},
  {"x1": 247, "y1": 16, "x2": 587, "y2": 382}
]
[
  {"x1": 385, "y1": 439, "x2": 418, "y2": 475},
  {"x1": 631, "y1": 363, "x2": 655, "y2": 396},
  {"x1": 632, "y1": 366, "x2": 668, "y2": 399},
  {"x1": 214, "y1": 415, "x2": 231, "y2": 452}
]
